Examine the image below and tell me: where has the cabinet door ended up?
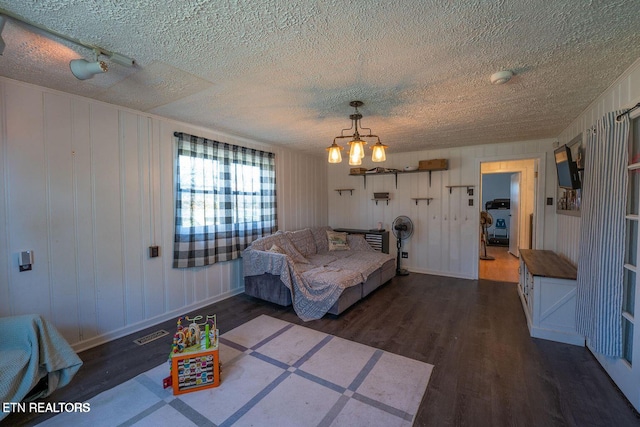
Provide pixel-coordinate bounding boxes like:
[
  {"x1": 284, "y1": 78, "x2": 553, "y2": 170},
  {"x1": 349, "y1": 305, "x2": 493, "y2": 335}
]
[{"x1": 526, "y1": 273, "x2": 534, "y2": 313}]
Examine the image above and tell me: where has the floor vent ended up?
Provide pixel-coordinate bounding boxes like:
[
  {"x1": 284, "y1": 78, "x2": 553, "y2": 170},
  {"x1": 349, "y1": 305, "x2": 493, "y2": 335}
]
[{"x1": 134, "y1": 329, "x2": 169, "y2": 346}]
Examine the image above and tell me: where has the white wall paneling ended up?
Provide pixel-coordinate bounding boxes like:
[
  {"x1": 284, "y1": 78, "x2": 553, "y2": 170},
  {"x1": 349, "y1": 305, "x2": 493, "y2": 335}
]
[
  {"x1": 0, "y1": 77, "x2": 328, "y2": 351},
  {"x1": 328, "y1": 140, "x2": 554, "y2": 280}
]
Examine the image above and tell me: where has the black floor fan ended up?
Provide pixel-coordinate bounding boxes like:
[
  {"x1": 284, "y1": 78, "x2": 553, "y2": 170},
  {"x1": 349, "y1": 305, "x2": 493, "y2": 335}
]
[
  {"x1": 392, "y1": 216, "x2": 414, "y2": 276},
  {"x1": 480, "y1": 211, "x2": 495, "y2": 260}
]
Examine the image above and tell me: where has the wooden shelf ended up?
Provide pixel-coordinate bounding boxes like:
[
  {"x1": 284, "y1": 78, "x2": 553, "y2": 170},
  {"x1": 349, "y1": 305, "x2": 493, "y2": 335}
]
[
  {"x1": 445, "y1": 185, "x2": 474, "y2": 195},
  {"x1": 334, "y1": 188, "x2": 354, "y2": 196},
  {"x1": 411, "y1": 197, "x2": 433, "y2": 205},
  {"x1": 350, "y1": 167, "x2": 447, "y2": 189}
]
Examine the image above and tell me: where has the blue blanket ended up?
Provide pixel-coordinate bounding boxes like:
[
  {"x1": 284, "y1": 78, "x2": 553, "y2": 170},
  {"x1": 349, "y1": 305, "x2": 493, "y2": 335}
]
[{"x1": 0, "y1": 314, "x2": 82, "y2": 421}]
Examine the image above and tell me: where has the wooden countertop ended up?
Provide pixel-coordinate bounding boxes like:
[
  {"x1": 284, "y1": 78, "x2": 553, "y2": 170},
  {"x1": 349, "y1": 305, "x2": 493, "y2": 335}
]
[{"x1": 519, "y1": 249, "x2": 577, "y2": 280}]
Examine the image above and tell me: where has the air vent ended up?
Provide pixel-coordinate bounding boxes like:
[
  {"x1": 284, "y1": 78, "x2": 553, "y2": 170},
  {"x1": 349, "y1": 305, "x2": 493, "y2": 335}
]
[{"x1": 133, "y1": 329, "x2": 169, "y2": 346}]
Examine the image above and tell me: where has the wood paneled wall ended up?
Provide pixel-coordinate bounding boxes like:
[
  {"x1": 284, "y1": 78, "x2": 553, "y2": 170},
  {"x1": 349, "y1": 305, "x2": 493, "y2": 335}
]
[
  {"x1": 0, "y1": 78, "x2": 327, "y2": 350},
  {"x1": 328, "y1": 140, "x2": 555, "y2": 280}
]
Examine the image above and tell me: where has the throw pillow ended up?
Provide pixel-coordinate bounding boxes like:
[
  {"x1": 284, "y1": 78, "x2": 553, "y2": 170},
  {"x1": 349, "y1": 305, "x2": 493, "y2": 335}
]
[
  {"x1": 347, "y1": 234, "x2": 375, "y2": 251},
  {"x1": 267, "y1": 244, "x2": 286, "y2": 254},
  {"x1": 327, "y1": 231, "x2": 349, "y2": 251}
]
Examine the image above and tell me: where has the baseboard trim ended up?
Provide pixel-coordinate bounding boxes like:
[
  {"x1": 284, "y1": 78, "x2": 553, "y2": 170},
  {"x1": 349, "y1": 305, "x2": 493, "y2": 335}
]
[
  {"x1": 71, "y1": 287, "x2": 244, "y2": 353},
  {"x1": 408, "y1": 267, "x2": 475, "y2": 280}
]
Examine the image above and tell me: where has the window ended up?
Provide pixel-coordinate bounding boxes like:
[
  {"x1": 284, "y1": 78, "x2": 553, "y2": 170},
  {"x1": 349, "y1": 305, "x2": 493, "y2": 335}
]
[
  {"x1": 173, "y1": 132, "x2": 277, "y2": 268},
  {"x1": 623, "y1": 116, "x2": 640, "y2": 365}
]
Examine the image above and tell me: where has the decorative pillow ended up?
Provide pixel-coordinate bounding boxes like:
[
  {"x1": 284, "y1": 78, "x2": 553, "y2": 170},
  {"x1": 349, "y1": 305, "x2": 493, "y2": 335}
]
[
  {"x1": 267, "y1": 244, "x2": 286, "y2": 254},
  {"x1": 327, "y1": 231, "x2": 350, "y2": 251},
  {"x1": 347, "y1": 234, "x2": 375, "y2": 251}
]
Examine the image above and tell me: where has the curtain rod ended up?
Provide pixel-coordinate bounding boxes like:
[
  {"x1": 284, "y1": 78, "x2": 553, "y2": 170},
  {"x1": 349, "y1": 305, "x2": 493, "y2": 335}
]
[
  {"x1": 616, "y1": 102, "x2": 640, "y2": 122},
  {"x1": 173, "y1": 132, "x2": 274, "y2": 157}
]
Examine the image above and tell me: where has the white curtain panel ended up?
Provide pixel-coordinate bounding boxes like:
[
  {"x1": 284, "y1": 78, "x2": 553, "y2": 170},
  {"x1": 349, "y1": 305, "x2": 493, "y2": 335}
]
[{"x1": 576, "y1": 111, "x2": 629, "y2": 357}]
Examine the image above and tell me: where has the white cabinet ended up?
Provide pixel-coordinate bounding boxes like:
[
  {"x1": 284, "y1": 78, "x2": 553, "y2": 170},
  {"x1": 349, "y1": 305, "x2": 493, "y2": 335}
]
[{"x1": 518, "y1": 249, "x2": 585, "y2": 346}]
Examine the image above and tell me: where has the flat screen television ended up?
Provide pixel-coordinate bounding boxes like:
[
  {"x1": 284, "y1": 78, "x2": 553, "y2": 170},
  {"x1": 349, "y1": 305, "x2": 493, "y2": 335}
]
[{"x1": 554, "y1": 144, "x2": 581, "y2": 190}]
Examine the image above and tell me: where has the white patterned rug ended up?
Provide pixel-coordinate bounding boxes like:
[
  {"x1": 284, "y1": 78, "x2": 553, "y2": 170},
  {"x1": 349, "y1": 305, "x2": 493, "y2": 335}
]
[{"x1": 38, "y1": 315, "x2": 434, "y2": 427}]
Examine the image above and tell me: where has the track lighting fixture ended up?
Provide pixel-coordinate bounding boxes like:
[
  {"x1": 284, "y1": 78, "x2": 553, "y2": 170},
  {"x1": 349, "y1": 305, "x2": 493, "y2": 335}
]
[
  {"x1": 327, "y1": 101, "x2": 387, "y2": 165},
  {"x1": 70, "y1": 57, "x2": 108, "y2": 80},
  {"x1": 0, "y1": 7, "x2": 134, "y2": 79}
]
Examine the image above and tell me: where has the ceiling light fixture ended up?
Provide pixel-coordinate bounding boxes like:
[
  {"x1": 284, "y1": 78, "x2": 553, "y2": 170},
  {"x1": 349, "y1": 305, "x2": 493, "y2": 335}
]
[
  {"x1": 327, "y1": 101, "x2": 387, "y2": 165},
  {"x1": 490, "y1": 70, "x2": 513, "y2": 85},
  {"x1": 0, "y1": 7, "x2": 134, "y2": 79},
  {"x1": 70, "y1": 51, "x2": 108, "y2": 80}
]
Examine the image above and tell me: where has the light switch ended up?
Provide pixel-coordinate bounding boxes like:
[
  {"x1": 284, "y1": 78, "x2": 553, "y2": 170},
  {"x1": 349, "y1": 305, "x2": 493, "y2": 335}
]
[{"x1": 19, "y1": 250, "x2": 33, "y2": 272}]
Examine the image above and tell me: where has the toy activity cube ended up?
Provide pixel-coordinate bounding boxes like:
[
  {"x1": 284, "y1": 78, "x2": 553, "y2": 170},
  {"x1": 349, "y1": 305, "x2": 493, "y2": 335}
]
[
  {"x1": 165, "y1": 313, "x2": 221, "y2": 395},
  {"x1": 170, "y1": 346, "x2": 220, "y2": 395}
]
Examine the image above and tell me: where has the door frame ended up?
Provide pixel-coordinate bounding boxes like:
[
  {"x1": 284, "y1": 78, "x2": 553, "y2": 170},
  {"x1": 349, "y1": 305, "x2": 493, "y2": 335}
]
[
  {"x1": 509, "y1": 171, "x2": 521, "y2": 257},
  {"x1": 474, "y1": 153, "x2": 547, "y2": 279}
]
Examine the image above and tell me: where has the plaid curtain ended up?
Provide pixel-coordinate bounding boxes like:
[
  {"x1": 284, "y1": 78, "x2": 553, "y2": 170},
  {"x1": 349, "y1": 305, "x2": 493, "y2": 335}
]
[{"x1": 173, "y1": 132, "x2": 277, "y2": 268}]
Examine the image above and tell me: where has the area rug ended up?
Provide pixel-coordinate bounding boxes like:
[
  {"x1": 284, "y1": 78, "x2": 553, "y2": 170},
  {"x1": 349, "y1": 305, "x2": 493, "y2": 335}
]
[{"x1": 37, "y1": 315, "x2": 434, "y2": 426}]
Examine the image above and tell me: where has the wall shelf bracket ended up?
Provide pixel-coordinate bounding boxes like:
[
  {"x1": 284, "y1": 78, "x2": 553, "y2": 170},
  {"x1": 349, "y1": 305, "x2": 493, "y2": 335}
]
[
  {"x1": 411, "y1": 197, "x2": 433, "y2": 205},
  {"x1": 446, "y1": 185, "x2": 475, "y2": 195}
]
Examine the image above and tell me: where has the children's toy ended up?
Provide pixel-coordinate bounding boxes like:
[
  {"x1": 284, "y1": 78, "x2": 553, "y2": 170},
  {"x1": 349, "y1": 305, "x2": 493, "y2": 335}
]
[{"x1": 164, "y1": 314, "x2": 220, "y2": 395}]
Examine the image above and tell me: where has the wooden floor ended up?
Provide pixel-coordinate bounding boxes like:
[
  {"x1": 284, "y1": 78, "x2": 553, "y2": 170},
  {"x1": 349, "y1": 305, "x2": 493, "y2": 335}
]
[
  {"x1": 7, "y1": 274, "x2": 640, "y2": 427},
  {"x1": 479, "y1": 245, "x2": 520, "y2": 283}
]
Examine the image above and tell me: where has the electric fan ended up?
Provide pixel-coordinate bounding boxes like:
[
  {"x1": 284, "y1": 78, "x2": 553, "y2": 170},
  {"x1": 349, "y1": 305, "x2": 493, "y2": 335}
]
[
  {"x1": 479, "y1": 211, "x2": 495, "y2": 260},
  {"x1": 392, "y1": 215, "x2": 414, "y2": 276}
]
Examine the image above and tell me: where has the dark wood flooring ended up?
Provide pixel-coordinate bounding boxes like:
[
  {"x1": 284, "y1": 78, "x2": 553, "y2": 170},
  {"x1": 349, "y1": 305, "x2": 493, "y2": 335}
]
[{"x1": 6, "y1": 274, "x2": 640, "y2": 427}]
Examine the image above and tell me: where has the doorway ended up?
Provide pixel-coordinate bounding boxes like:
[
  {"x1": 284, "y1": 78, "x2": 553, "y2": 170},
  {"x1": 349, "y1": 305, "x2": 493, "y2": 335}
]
[{"x1": 479, "y1": 160, "x2": 536, "y2": 282}]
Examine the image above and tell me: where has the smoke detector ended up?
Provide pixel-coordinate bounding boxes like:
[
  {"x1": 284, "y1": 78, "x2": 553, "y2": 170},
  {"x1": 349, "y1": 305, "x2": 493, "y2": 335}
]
[{"x1": 490, "y1": 70, "x2": 513, "y2": 85}]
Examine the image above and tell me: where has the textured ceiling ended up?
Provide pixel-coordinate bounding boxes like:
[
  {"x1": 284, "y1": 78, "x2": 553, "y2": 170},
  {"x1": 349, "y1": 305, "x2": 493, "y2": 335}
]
[{"x1": 1, "y1": 1, "x2": 640, "y2": 156}]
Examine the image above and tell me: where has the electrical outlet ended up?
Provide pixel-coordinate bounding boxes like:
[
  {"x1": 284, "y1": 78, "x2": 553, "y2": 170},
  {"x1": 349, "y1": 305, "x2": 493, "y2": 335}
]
[
  {"x1": 468, "y1": 199, "x2": 474, "y2": 206},
  {"x1": 401, "y1": 252, "x2": 408, "y2": 258},
  {"x1": 149, "y1": 245, "x2": 159, "y2": 258},
  {"x1": 547, "y1": 197, "x2": 553, "y2": 206}
]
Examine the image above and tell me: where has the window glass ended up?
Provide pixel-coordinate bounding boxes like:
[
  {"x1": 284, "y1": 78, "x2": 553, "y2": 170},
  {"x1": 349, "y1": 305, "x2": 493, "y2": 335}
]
[
  {"x1": 632, "y1": 116, "x2": 640, "y2": 164},
  {"x1": 623, "y1": 268, "x2": 636, "y2": 316},
  {"x1": 626, "y1": 219, "x2": 638, "y2": 267},
  {"x1": 623, "y1": 318, "x2": 634, "y2": 365},
  {"x1": 628, "y1": 170, "x2": 640, "y2": 216}
]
